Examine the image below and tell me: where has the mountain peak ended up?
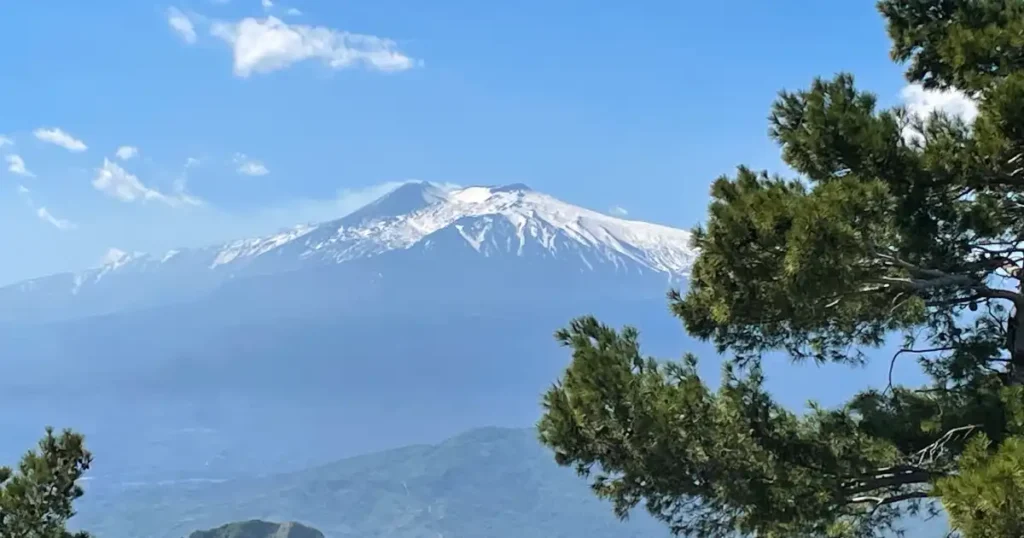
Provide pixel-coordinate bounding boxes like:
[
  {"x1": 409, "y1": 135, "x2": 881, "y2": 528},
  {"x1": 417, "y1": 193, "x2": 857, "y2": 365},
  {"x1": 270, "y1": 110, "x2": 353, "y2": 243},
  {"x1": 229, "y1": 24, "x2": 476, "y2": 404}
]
[
  {"x1": 492, "y1": 182, "x2": 532, "y2": 193},
  {"x1": 188, "y1": 520, "x2": 324, "y2": 538},
  {"x1": 341, "y1": 181, "x2": 449, "y2": 225}
]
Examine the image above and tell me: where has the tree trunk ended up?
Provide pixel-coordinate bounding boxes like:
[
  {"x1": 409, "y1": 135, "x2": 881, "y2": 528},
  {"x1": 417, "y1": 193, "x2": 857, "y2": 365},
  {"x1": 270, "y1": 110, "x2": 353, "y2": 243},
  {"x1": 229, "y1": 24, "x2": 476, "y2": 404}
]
[{"x1": 1010, "y1": 308, "x2": 1024, "y2": 386}]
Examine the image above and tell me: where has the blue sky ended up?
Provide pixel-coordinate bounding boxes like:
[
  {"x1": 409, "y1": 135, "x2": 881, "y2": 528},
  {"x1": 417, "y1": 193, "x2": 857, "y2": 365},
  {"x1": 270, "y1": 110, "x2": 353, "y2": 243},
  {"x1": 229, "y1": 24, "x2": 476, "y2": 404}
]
[{"x1": 0, "y1": 0, "x2": 975, "y2": 286}]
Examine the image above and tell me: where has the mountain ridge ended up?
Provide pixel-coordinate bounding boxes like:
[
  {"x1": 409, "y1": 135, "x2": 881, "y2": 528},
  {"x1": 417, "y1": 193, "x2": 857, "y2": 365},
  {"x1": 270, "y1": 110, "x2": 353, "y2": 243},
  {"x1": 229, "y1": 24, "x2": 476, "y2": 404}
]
[
  {"x1": 74, "y1": 427, "x2": 671, "y2": 538},
  {"x1": 187, "y1": 520, "x2": 324, "y2": 538},
  {"x1": 0, "y1": 182, "x2": 697, "y2": 322},
  {"x1": 20, "y1": 181, "x2": 696, "y2": 284}
]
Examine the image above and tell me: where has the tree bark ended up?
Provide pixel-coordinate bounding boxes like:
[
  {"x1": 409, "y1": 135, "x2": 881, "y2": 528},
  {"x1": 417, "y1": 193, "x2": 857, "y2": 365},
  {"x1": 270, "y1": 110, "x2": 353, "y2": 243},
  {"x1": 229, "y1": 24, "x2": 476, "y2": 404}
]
[{"x1": 1010, "y1": 307, "x2": 1024, "y2": 386}]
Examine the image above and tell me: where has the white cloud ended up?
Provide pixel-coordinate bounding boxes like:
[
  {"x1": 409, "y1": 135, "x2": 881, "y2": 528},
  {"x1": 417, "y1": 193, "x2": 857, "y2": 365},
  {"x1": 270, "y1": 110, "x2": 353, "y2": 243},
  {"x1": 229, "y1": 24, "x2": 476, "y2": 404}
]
[
  {"x1": 238, "y1": 162, "x2": 269, "y2": 176},
  {"x1": 36, "y1": 207, "x2": 76, "y2": 231},
  {"x1": 0, "y1": 179, "x2": 448, "y2": 284},
  {"x1": 99, "y1": 247, "x2": 131, "y2": 266},
  {"x1": 609, "y1": 205, "x2": 628, "y2": 217},
  {"x1": 262, "y1": 0, "x2": 274, "y2": 9},
  {"x1": 93, "y1": 158, "x2": 164, "y2": 202},
  {"x1": 0, "y1": 135, "x2": 12, "y2": 148},
  {"x1": 92, "y1": 158, "x2": 201, "y2": 207},
  {"x1": 13, "y1": 179, "x2": 63, "y2": 232},
  {"x1": 115, "y1": 145, "x2": 139, "y2": 160},
  {"x1": 235, "y1": 180, "x2": 432, "y2": 229},
  {"x1": 168, "y1": 7, "x2": 198, "y2": 44},
  {"x1": 6, "y1": 154, "x2": 34, "y2": 177},
  {"x1": 210, "y1": 16, "x2": 416, "y2": 77},
  {"x1": 185, "y1": 180, "x2": 451, "y2": 242},
  {"x1": 901, "y1": 84, "x2": 979, "y2": 124},
  {"x1": 34, "y1": 127, "x2": 88, "y2": 152},
  {"x1": 286, "y1": 7, "x2": 302, "y2": 15},
  {"x1": 173, "y1": 157, "x2": 203, "y2": 201},
  {"x1": 234, "y1": 153, "x2": 269, "y2": 176}
]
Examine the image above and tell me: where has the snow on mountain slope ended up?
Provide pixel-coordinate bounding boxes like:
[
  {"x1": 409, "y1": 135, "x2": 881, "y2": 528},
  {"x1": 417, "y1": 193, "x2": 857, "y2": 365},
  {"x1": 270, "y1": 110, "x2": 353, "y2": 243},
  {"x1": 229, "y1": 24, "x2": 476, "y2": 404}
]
[
  {"x1": 0, "y1": 183, "x2": 697, "y2": 314},
  {"x1": 291, "y1": 182, "x2": 697, "y2": 274}
]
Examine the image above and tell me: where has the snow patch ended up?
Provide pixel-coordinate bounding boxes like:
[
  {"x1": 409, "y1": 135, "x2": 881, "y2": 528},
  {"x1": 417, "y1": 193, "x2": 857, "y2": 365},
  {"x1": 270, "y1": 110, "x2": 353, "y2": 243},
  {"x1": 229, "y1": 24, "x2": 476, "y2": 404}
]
[{"x1": 450, "y1": 186, "x2": 493, "y2": 204}]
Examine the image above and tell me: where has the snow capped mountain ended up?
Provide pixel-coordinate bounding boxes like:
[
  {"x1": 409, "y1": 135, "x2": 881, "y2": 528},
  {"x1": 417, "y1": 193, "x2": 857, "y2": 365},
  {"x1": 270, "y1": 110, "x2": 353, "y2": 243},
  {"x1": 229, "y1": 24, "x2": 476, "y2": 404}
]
[{"x1": 0, "y1": 183, "x2": 697, "y2": 321}]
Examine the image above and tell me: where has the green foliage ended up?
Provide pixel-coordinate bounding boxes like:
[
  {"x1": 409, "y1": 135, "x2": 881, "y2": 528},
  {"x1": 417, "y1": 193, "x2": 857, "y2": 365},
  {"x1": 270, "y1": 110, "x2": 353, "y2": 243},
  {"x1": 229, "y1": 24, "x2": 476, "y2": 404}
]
[
  {"x1": 540, "y1": 318, "x2": 905, "y2": 537},
  {"x1": 0, "y1": 428, "x2": 92, "y2": 538},
  {"x1": 937, "y1": 434, "x2": 1024, "y2": 538},
  {"x1": 881, "y1": 0, "x2": 1024, "y2": 93},
  {"x1": 539, "y1": 0, "x2": 1024, "y2": 536}
]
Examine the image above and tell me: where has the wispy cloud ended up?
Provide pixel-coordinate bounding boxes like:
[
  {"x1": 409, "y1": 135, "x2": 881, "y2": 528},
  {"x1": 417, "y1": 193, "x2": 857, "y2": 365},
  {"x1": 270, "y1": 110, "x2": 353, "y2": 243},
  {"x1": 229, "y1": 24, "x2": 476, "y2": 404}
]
[
  {"x1": 92, "y1": 158, "x2": 202, "y2": 207},
  {"x1": 210, "y1": 16, "x2": 416, "y2": 77},
  {"x1": 93, "y1": 158, "x2": 165, "y2": 203},
  {"x1": 609, "y1": 206, "x2": 628, "y2": 217},
  {"x1": 36, "y1": 207, "x2": 76, "y2": 231},
  {"x1": 115, "y1": 145, "x2": 139, "y2": 160},
  {"x1": 34, "y1": 127, "x2": 88, "y2": 152},
  {"x1": 0, "y1": 135, "x2": 12, "y2": 149},
  {"x1": 6, "y1": 154, "x2": 34, "y2": 177},
  {"x1": 261, "y1": 0, "x2": 273, "y2": 9},
  {"x1": 100, "y1": 247, "x2": 131, "y2": 266},
  {"x1": 901, "y1": 84, "x2": 978, "y2": 124},
  {"x1": 1, "y1": 179, "x2": 446, "y2": 282},
  {"x1": 286, "y1": 7, "x2": 302, "y2": 15},
  {"x1": 233, "y1": 180, "x2": 432, "y2": 229},
  {"x1": 233, "y1": 153, "x2": 269, "y2": 176},
  {"x1": 14, "y1": 183, "x2": 75, "y2": 230},
  {"x1": 168, "y1": 7, "x2": 198, "y2": 44},
  {"x1": 173, "y1": 157, "x2": 202, "y2": 199},
  {"x1": 196, "y1": 181, "x2": 448, "y2": 238}
]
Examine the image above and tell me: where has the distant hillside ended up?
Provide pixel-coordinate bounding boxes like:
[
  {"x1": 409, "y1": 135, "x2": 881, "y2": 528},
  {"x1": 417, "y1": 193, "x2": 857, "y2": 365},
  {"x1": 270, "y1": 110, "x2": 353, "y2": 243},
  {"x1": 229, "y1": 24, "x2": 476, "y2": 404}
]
[
  {"x1": 188, "y1": 520, "x2": 324, "y2": 538},
  {"x1": 74, "y1": 428, "x2": 669, "y2": 538}
]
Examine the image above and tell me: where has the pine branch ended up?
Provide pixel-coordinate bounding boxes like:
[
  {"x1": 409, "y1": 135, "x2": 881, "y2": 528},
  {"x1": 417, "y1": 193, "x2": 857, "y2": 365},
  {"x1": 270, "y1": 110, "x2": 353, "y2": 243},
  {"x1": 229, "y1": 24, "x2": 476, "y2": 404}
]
[
  {"x1": 842, "y1": 467, "x2": 933, "y2": 496},
  {"x1": 869, "y1": 250, "x2": 1023, "y2": 306},
  {"x1": 849, "y1": 491, "x2": 932, "y2": 507},
  {"x1": 839, "y1": 425, "x2": 981, "y2": 504}
]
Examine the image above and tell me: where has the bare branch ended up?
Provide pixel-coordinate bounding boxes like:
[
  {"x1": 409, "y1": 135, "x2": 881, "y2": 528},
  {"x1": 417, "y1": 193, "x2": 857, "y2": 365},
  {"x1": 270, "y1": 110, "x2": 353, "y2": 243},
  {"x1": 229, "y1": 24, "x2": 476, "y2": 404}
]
[
  {"x1": 884, "y1": 346, "x2": 955, "y2": 395},
  {"x1": 908, "y1": 424, "x2": 981, "y2": 468},
  {"x1": 852, "y1": 475, "x2": 932, "y2": 494},
  {"x1": 867, "y1": 251, "x2": 1023, "y2": 306},
  {"x1": 925, "y1": 294, "x2": 982, "y2": 308},
  {"x1": 842, "y1": 466, "x2": 933, "y2": 495},
  {"x1": 849, "y1": 491, "x2": 932, "y2": 507},
  {"x1": 839, "y1": 425, "x2": 980, "y2": 511},
  {"x1": 873, "y1": 274, "x2": 1019, "y2": 302}
]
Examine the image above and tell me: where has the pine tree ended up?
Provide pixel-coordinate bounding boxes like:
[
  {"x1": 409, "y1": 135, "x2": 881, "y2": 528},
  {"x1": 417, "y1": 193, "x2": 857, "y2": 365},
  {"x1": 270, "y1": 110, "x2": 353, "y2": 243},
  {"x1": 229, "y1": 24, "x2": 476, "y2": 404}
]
[
  {"x1": 538, "y1": 1, "x2": 1024, "y2": 536},
  {"x1": 0, "y1": 428, "x2": 92, "y2": 538}
]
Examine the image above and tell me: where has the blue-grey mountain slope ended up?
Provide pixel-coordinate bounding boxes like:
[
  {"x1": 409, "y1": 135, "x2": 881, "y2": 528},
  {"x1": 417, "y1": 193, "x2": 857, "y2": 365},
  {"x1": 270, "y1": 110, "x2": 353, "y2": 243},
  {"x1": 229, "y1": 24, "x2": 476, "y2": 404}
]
[{"x1": 74, "y1": 428, "x2": 670, "y2": 538}]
